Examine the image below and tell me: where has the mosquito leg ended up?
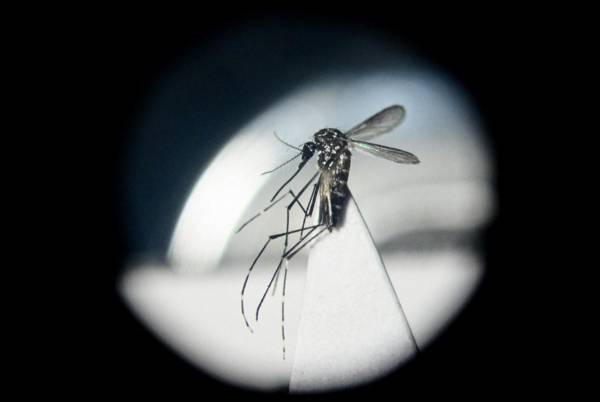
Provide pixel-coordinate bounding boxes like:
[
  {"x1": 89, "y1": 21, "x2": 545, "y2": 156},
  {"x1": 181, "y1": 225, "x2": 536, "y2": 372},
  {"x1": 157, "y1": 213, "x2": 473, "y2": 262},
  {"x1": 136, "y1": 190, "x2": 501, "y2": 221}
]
[
  {"x1": 255, "y1": 225, "x2": 322, "y2": 322},
  {"x1": 271, "y1": 225, "x2": 329, "y2": 323},
  {"x1": 241, "y1": 237, "x2": 272, "y2": 333},
  {"x1": 242, "y1": 223, "x2": 323, "y2": 329},
  {"x1": 271, "y1": 263, "x2": 282, "y2": 297},
  {"x1": 236, "y1": 187, "x2": 308, "y2": 234},
  {"x1": 236, "y1": 192, "x2": 290, "y2": 233},
  {"x1": 274, "y1": 174, "x2": 319, "y2": 296},
  {"x1": 281, "y1": 257, "x2": 289, "y2": 360},
  {"x1": 284, "y1": 225, "x2": 330, "y2": 260},
  {"x1": 243, "y1": 171, "x2": 318, "y2": 298},
  {"x1": 281, "y1": 224, "x2": 322, "y2": 258},
  {"x1": 301, "y1": 180, "x2": 319, "y2": 237},
  {"x1": 255, "y1": 258, "x2": 284, "y2": 322},
  {"x1": 270, "y1": 161, "x2": 318, "y2": 202},
  {"x1": 284, "y1": 172, "x2": 319, "y2": 248},
  {"x1": 270, "y1": 162, "x2": 305, "y2": 202},
  {"x1": 271, "y1": 224, "x2": 322, "y2": 239},
  {"x1": 271, "y1": 189, "x2": 308, "y2": 296},
  {"x1": 307, "y1": 179, "x2": 319, "y2": 217}
]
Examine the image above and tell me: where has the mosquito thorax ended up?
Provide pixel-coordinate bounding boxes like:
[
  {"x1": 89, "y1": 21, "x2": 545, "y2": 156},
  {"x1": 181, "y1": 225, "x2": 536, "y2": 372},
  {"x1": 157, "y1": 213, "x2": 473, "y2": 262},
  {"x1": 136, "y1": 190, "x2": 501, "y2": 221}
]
[{"x1": 313, "y1": 128, "x2": 348, "y2": 169}]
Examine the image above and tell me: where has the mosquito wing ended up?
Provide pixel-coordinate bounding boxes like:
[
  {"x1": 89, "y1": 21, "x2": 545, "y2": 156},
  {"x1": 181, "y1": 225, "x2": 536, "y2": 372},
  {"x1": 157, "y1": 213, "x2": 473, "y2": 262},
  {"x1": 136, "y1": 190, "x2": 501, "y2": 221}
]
[
  {"x1": 345, "y1": 105, "x2": 406, "y2": 141},
  {"x1": 351, "y1": 139, "x2": 420, "y2": 164}
]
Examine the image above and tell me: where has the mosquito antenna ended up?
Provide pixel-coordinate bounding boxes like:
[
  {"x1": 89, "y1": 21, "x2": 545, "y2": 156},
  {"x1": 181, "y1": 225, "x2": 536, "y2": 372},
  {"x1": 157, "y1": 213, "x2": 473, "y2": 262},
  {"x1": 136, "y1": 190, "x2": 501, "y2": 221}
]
[
  {"x1": 273, "y1": 131, "x2": 302, "y2": 151},
  {"x1": 260, "y1": 152, "x2": 302, "y2": 175}
]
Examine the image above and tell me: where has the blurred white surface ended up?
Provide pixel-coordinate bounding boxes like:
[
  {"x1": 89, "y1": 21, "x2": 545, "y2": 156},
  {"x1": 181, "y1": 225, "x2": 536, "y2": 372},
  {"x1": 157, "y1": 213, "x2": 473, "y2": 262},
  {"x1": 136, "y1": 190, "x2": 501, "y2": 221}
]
[{"x1": 121, "y1": 249, "x2": 483, "y2": 390}]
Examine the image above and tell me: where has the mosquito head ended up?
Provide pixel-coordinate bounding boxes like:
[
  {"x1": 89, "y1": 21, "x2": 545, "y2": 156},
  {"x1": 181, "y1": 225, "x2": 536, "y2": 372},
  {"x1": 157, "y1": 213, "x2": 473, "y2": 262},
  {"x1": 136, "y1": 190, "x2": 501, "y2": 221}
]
[{"x1": 302, "y1": 142, "x2": 316, "y2": 162}]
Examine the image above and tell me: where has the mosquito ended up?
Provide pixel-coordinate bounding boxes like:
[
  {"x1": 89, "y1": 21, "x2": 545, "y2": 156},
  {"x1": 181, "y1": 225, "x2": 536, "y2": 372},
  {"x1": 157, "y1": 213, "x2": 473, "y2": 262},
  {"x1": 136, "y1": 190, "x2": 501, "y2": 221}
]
[{"x1": 237, "y1": 104, "x2": 420, "y2": 359}]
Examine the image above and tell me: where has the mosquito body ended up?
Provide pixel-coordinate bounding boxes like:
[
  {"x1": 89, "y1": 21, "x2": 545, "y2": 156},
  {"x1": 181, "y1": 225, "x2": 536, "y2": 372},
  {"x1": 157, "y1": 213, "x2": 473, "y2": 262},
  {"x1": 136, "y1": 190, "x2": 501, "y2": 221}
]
[{"x1": 237, "y1": 105, "x2": 420, "y2": 359}]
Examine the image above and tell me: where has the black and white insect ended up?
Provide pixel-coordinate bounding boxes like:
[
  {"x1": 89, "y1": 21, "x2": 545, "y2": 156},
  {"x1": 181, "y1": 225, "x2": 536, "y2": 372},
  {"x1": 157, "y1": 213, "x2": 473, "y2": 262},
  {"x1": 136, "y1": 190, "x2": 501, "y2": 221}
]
[{"x1": 237, "y1": 105, "x2": 419, "y2": 359}]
